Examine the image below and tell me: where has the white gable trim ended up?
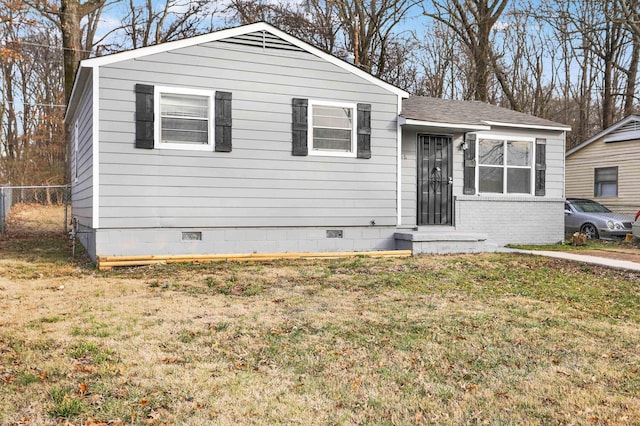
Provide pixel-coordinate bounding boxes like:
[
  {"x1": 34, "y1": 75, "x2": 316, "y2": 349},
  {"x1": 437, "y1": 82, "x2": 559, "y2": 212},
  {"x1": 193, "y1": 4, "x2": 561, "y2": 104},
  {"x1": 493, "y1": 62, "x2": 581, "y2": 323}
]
[
  {"x1": 76, "y1": 22, "x2": 408, "y2": 98},
  {"x1": 566, "y1": 114, "x2": 640, "y2": 157}
]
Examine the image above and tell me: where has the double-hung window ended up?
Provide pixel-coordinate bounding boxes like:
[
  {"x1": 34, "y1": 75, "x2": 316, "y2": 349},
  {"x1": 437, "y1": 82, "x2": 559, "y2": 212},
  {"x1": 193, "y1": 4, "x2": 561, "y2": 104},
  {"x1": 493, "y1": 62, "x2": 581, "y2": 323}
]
[
  {"x1": 594, "y1": 167, "x2": 617, "y2": 197},
  {"x1": 478, "y1": 137, "x2": 533, "y2": 194},
  {"x1": 155, "y1": 87, "x2": 214, "y2": 150},
  {"x1": 309, "y1": 100, "x2": 356, "y2": 157}
]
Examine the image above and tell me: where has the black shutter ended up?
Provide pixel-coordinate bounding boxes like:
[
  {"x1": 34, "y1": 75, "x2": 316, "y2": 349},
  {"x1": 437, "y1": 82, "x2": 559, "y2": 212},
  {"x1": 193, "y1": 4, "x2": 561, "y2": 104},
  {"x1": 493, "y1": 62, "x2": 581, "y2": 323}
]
[
  {"x1": 135, "y1": 84, "x2": 154, "y2": 149},
  {"x1": 463, "y1": 133, "x2": 477, "y2": 195},
  {"x1": 535, "y1": 138, "x2": 546, "y2": 196},
  {"x1": 357, "y1": 103, "x2": 371, "y2": 159},
  {"x1": 215, "y1": 91, "x2": 232, "y2": 152},
  {"x1": 292, "y1": 98, "x2": 308, "y2": 156}
]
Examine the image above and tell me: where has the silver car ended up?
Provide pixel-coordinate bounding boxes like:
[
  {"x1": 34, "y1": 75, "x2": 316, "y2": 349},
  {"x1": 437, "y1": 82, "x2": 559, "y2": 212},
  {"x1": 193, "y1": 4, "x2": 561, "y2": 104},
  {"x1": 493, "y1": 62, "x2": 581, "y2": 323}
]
[{"x1": 564, "y1": 198, "x2": 634, "y2": 239}]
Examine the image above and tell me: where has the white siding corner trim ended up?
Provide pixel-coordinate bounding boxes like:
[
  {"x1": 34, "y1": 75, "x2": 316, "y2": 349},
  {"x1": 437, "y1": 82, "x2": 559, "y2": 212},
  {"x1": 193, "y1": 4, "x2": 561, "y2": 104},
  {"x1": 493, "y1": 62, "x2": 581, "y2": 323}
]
[
  {"x1": 397, "y1": 94, "x2": 402, "y2": 226},
  {"x1": 92, "y1": 67, "x2": 100, "y2": 229}
]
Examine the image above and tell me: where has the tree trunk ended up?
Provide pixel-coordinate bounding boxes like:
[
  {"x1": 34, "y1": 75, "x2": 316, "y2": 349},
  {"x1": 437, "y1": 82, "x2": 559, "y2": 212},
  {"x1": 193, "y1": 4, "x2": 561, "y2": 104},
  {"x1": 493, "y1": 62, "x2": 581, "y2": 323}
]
[
  {"x1": 624, "y1": 33, "x2": 639, "y2": 116},
  {"x1": 60, "y1": 0, "x2": 82, "y2": 101}
]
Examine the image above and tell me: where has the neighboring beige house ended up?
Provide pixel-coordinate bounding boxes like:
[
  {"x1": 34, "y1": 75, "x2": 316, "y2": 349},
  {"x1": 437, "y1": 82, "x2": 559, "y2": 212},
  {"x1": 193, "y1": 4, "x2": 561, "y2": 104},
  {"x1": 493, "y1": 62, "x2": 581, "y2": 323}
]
[{"x1": 565, "y1": 115, "x2": 640, "y2": 215}]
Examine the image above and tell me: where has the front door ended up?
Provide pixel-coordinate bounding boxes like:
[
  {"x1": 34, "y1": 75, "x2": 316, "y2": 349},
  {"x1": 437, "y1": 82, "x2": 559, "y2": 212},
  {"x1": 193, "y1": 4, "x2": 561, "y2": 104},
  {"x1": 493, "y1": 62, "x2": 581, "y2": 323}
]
[{"x1": 418, "y1": 134, "x2": 453, "y2": 225}]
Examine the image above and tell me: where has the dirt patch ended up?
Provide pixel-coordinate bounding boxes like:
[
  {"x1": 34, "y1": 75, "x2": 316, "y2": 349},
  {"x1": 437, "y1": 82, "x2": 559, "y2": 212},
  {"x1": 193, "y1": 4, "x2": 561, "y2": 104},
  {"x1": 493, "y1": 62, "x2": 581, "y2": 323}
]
[{"x1": 566, "y1": 248, "x2": 640, "y2": 263}]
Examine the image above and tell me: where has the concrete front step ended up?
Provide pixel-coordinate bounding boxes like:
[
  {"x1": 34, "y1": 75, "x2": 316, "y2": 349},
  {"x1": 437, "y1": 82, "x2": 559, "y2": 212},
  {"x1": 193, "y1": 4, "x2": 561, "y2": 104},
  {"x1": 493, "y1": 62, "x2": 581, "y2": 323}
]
[{"x1": 395, "y1": 229, "x2": 491, "y2": 254}]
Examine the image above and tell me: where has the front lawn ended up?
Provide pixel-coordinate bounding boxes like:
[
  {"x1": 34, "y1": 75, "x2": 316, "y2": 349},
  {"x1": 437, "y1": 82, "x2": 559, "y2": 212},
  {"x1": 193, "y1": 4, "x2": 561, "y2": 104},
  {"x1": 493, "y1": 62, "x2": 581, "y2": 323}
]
[{"x1": 1, "y1": 235, "x2": 638, "y2": 424}]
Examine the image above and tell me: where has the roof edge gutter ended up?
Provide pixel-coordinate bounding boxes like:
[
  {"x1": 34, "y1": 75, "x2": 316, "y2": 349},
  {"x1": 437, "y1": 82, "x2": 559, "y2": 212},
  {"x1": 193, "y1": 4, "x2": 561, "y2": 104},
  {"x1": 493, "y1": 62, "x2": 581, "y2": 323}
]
[
  {"x1": 399, "y1": 117, "x2": 490, "y2": 131},
  {"x1": 482, "y1": 120, "x2": 571, "y2": 132}
]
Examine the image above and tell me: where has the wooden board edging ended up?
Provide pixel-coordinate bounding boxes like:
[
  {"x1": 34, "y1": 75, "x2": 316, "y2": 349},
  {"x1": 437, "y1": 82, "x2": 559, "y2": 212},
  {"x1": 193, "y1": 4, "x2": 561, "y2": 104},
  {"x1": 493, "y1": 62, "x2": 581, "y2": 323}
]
[{"x1": 97, "y1": 250, "x2": 412, "y2": 270}]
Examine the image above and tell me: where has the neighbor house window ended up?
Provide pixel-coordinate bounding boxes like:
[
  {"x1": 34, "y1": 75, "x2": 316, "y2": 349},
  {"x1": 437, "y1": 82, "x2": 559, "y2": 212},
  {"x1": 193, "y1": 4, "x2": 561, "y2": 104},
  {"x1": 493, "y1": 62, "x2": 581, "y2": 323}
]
[
  {"x1": 309, "y1": 100, "x2": 356, "y2": 157},
  {"x1": 594, "y1": 167, "x2": 617, "y2": 197},
  {"x1": 478, "y1": 138, "x2": 533, "y2": 194},
  {"x1": 155, "y1": 87, "x2": 214, "y2": 150}
]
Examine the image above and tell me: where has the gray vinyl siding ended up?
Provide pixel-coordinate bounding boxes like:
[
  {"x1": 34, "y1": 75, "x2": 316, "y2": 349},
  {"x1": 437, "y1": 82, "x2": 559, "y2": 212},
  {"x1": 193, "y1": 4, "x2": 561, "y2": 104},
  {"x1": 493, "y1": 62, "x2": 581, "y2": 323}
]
[
  {"x1": 97, "y1": 39, "x2": 399, "y2": 229},
  {"x1": 71, "y1": 75, "x2": 93, "y2": 228},
  {"x1": 400, "y1": 129, "x2": 417, "y2": 226}
]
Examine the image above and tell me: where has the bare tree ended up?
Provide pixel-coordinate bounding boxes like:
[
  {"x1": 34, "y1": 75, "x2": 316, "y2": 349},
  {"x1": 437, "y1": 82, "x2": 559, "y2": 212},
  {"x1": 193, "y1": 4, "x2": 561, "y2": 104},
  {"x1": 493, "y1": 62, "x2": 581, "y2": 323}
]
[
  {"x1": 0, "y1": 0, "x2": 65, "y2": 185},
  {"x1": 617, "y1": 0, "x2": 640, "y2": 115},
  {"x1": 27, "y1": 0, "x2": 106, "y2": 99},
  {"x1": 225, "y1": 0, "x2": 341, "y2": 57},
  {"x1": 118, "y1": 0, "x2": 214, "y2": 49},
  {"x1": 413, "y1": 21, "x2": 468, "y2": 98},
  {"x1": 226, "y1": 0, "x2": 419, "y2": 85},
  {"x1": 329, "y1": 0, "x2": 420, "y2": 78},
  {"x1": 423, "y1": 0, "x2": 509, "y2": 102}
]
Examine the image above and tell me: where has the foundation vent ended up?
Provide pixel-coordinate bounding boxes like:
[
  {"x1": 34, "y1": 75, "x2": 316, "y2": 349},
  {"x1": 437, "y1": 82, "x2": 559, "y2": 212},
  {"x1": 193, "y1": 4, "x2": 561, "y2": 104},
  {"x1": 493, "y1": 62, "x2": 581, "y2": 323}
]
[
  {"x1": 182, "y1": 231, "x2": 202, "y2": 241},
  {"x1": 326, "y1": 230, "x2": 343, "y2": 239}
]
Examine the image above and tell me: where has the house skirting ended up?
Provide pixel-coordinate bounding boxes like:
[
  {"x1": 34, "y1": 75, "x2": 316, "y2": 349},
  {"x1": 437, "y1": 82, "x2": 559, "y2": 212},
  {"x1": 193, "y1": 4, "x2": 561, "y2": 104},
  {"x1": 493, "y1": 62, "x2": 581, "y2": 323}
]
[{"x1": 84, "y1": 226, "x2": 399, "y2": 263}]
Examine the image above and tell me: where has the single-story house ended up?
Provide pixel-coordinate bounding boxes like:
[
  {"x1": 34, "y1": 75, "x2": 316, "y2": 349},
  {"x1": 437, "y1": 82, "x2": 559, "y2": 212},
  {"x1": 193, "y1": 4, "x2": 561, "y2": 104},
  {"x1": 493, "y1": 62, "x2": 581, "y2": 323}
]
[
  {"x1": 64, "y1": 22, "x2": 570, "y2": 267},
  {"x1": 566, "y1": 115, "x2": 640, "y2": 215}
]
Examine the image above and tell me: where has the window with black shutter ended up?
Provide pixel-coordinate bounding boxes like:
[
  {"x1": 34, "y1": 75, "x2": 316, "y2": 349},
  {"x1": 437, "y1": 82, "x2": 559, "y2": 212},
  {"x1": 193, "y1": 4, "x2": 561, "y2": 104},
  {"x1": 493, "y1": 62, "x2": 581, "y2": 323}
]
[
  {"x1": 293, "y1": 99, "x2": 371, "y2": 158},
  {"x1": 135, "y1": 85, "x2": 232, "y2": 152},
  {"x1": 463, "y1": 133, "x2": 476, "y2": 195},
  {"x1": 135, "y1": 84, "x2": 154, "y2": 149}
]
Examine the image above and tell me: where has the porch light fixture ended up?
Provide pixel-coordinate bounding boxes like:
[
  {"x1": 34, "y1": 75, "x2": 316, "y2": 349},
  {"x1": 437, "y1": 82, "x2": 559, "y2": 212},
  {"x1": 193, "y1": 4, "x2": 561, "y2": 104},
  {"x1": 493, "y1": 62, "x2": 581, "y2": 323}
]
[{"x1": 458, "y1": 141, "x2": 468, "y2": 151}]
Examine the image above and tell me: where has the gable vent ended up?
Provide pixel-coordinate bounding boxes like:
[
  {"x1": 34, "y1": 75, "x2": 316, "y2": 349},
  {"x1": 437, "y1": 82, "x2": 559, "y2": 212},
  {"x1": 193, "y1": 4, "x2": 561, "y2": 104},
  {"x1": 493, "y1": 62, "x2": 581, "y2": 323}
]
[
  {"x1": 605, "y1": 118, "x2": 640, "y2": 143},
  {"x1": 219, "y1": 30, "x2": 304, "y2": 52}
]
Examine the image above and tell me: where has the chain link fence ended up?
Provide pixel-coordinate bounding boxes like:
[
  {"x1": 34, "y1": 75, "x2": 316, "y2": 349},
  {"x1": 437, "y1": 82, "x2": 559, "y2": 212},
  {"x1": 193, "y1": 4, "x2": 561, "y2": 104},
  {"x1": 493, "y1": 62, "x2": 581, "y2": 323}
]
[{"x1": 0, "y1": 185, "x2": 70, "y2": 236}]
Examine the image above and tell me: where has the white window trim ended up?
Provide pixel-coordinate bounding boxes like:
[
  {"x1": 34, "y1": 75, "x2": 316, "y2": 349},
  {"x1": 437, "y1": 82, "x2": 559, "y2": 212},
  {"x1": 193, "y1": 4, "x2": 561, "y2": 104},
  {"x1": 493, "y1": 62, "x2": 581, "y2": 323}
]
[
  {"x1": 154, "y1": 86, "x2": 214, "y2": 151},
  {"x1": 308, "y1": 99, "x2": 357, "y2": 158},
  {"x1": 475, "y1": 134, "x2": 536, "y2": 196}
]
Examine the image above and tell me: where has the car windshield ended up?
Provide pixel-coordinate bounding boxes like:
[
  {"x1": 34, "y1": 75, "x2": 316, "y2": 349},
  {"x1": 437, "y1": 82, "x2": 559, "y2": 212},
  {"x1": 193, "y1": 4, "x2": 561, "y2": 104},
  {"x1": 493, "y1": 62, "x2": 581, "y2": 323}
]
[{"x1": 571, "y1": 200, "x2": 612, "y2": 213}]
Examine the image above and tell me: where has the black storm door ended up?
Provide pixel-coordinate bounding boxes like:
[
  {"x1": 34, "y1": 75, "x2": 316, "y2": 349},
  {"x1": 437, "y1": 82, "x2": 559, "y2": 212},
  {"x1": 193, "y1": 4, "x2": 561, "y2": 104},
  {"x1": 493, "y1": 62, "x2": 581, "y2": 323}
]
[{"x1": 418, "y1": 134, "x2": 453, "y2": 225}]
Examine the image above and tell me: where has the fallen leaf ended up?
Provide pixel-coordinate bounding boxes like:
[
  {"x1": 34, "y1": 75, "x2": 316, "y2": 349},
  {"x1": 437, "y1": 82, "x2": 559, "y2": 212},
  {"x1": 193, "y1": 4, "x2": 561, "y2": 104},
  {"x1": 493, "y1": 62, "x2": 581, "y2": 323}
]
[
  {"x1": 78, "y1": 383, "x2": 87, "y2": 395},
  {"x1": 73, "y1": 364, "x2": 94, "y2": 373}
]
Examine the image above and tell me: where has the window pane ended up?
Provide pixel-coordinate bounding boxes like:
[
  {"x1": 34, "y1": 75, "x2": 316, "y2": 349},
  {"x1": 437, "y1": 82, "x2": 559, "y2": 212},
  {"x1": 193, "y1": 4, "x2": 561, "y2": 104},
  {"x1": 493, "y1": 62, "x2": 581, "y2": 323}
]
[
  {"x1": 161, "y1": 94, "x2": 208, "y2": 118},
  {"x1": 479, "y1": 139, "x2": 504, "y2": 165},
  {"x1": 311, "y1": 104, "x2": 353, "y2": 152},
  {"x1": 595, "y1": 167, "x2": 617, "y2": 181},
  {"x1": 596, "y1": 182, "x2": 617, "y2": 197},
  {"x1": 507, "y1": 168, "x2": 531, "y2": 193},
  {"x1": 161, "y1": 117, "x2": 208, "y2": 144},
  {"x1": 594, "y1": 167, "x2": 617, "y2": 197},
  {"x1": 160, "y1": 93, "x2": 209, "y2": 145},
  {"x1": 313, "y1": 128, "x2": 352, "y2": 151},
  {"x1": 507, "y1": 141, "x2": 531, "y2": 166},
  {"x1": 479, "y1": 166, "x2": 503, "y2": 193}
]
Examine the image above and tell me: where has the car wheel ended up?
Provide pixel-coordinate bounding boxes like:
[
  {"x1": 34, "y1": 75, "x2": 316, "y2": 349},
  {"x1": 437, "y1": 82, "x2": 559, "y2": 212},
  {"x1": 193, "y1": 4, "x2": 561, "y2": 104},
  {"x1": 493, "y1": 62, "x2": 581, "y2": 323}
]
[{"x1": 580, "y1": 223, "x2": 599, "y2": 239}]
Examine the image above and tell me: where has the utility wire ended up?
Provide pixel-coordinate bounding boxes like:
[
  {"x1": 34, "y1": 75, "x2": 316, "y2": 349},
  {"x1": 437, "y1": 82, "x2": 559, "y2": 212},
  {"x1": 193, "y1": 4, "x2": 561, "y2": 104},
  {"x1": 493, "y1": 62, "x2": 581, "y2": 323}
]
[{"x1": 4, "y1": 100, "x2": 67, "y2": 108}]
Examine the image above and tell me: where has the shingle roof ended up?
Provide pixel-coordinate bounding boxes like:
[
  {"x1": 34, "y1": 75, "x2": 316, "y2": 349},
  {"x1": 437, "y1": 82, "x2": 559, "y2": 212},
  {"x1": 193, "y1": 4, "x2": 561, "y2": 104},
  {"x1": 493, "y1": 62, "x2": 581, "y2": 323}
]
[{"x1": 401, "y1": 97, "x2": 570, "y2": 130}]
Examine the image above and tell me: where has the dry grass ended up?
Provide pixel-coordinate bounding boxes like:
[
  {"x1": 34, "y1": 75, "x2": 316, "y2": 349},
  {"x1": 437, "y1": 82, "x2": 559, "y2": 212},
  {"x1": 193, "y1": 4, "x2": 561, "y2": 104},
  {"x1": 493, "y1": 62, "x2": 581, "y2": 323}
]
[
  {"x1": 0, "y1": 234, "x2": 639, "y2": 425},
  {"x1": 3, "y1": 203, "x2": 68, "y2": 237}
]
